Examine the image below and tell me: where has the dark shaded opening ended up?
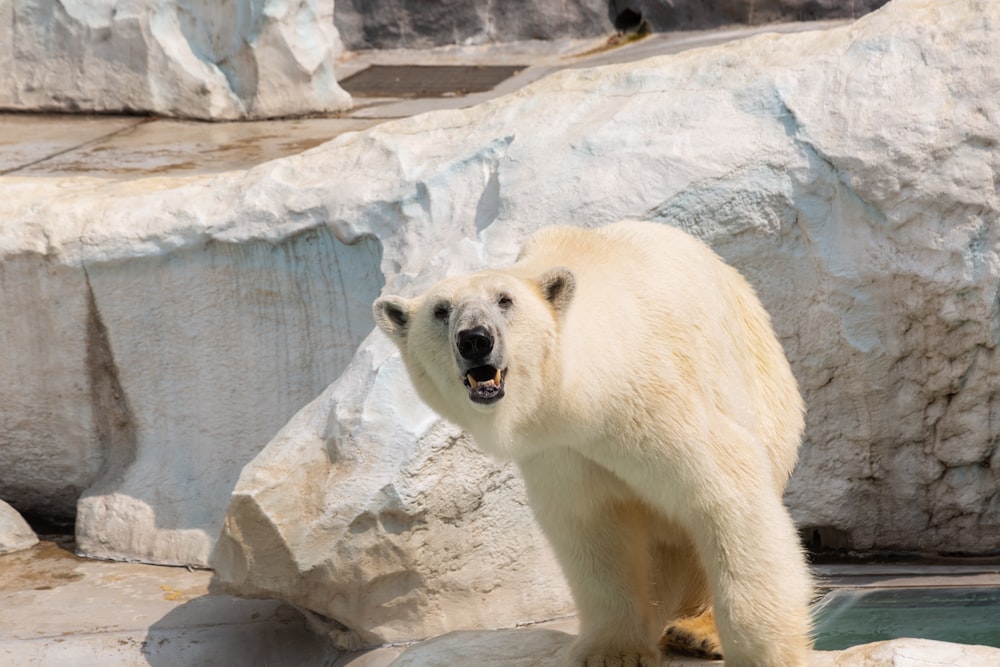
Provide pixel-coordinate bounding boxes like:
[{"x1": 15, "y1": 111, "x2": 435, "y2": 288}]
[
  {"x1": 19, "y1": 509, "x2": 75, "y2": 539},
  {"x1": 802, "y1": 524, "x2": 853, "y2": 555},
  {"x1": 613, "y1": 8, "x2": 643, "y2": 32},
  {"x1": 339, "y1": 65, "x2": 525, "y2": 98}
]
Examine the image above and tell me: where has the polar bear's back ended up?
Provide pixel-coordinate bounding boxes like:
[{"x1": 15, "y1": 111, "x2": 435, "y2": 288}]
[{"x1": 513, "y1": 220, "x2": 803, "y2": 488}]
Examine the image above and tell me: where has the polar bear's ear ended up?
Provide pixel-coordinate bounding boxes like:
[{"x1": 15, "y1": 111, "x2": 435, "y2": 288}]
[
  {"x1": 373, "y1": 296, "x2": 413, "y2": 339},
  {"x1": 538, "y1": 267, "x2": 576, "y2": 314}
]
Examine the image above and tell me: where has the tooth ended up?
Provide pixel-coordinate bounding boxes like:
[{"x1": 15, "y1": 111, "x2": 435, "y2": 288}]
[
  {"x1": 493, "y1": 369, "x2": 502, "y2": 385},
  {"x1": 467, "y1": 373, "x2": 479, "y2": 388}
]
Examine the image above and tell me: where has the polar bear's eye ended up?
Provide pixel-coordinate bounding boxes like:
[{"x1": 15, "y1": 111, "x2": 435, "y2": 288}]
[
  {"x1": 433, "y1": 303, "x2": 451, "y2": 322},
  {"x1": 498, "y1": 294, "x2": 513, "y2": 310}
]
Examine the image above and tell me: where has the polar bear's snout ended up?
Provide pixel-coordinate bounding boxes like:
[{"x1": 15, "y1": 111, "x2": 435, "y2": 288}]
[{"x1": 455, "y1": 324, "x2": 507, "y2": 404}]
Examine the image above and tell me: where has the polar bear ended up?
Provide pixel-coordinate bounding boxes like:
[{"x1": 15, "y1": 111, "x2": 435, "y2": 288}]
[{"x1": 373, "y1": 220, "x2": 812, "y2": 667}]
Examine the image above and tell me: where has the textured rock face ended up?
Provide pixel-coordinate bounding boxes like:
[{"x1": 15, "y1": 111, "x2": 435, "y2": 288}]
[
  {"x1": 335, "y1": 0, "x2": 888, "y2": 49},
  {"x1": 0, "y1": 258, "x2": 94, "y2": 523},
  {"x1": 211, "y1": 0, "x2": 1000, "y2": 643},
  {"x1": 0, "y1": 500, "x2": 37, "y2": 555},
  {"x1": 0, "y1": 0, "x2": 351, "y2": 120},
  {"x1": 0, "y1": 202, "x2": 384, "y2": 565},
  {"x1": 74, "y1": 229, "x2": 384, "y2": 565},
  {"x1": 334, "y1": 0, "x2": 610, "y2": 50},
  {"x1": 771, "y1": 6, "x2": 1000, "y2": 553}
]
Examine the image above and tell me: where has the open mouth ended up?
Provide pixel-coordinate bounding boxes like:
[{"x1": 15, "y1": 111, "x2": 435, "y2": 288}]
[{"x1": 463, "y1": 365, "x2": 507, "y2": 404}]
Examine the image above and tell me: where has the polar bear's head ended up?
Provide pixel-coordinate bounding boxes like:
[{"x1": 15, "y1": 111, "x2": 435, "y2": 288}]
[{"x1": 373, "y1": 267, "x2": 575, "y2": 442}]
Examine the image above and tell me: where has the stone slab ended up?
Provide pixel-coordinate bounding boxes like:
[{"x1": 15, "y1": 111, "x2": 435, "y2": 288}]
[
  {"x1": 3, "y1": 115, "x2": 382, "y2": 180},
  {"x1": 0, "y1": 115, "x2": 144, "y2": 174},
  {"x1": 0, "y1": 540, "x2": 335, "y2": 666}
]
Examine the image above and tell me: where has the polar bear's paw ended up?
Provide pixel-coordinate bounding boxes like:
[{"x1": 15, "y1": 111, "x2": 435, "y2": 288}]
[
  {"x1": 568, "y1": 650, "x2": 658, "y2": 667},
  {"x1": 658, "y1": 611, "x2": 723, "y2": 660}
]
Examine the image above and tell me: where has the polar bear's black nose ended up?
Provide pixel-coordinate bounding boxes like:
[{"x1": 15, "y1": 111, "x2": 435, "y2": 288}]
[{"x1": 457, "y1": 326, "x2": 494, "y2": 360}]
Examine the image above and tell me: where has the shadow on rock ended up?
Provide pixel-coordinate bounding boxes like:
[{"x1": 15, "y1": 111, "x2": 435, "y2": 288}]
[
  {"x1": 141, "y1": 594, "x2": 336, "y2": 666},
  {"x1": 387, "y1": 628, "x2": 574, "y2": 667}
]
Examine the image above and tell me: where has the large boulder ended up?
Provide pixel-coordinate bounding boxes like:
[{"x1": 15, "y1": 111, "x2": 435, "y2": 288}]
[
  {"x1": 0, "y1": 500, "x2": 37, "y2": 555},
  {"x1": 0, "y1": 0, "x2": 351, "y2": 120},
  {"x1": 214, "y1": 0, "x2": 1000, "y2": 647},
  {"x1": 213, "y1": 337, "x2": 572, "y2": 646}
]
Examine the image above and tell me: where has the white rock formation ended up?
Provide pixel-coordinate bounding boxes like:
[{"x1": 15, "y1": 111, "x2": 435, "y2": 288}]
[
  {"x1": 1, "y1": 0, "x2": 997, "y2": 638},
  {"x1": 0, "y1": 500, "x2": 38, "y2": 555},
  {"x1": 0, "y1": 0, "x2": 351, "y2": 120}
]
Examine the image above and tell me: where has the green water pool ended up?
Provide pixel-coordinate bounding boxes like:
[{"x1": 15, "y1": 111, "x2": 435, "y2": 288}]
[{"x1": 812, "y1": 586, "x2": 1000, "y2": 650}]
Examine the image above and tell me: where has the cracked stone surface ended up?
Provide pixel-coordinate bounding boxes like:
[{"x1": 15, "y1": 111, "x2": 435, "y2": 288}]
[{"x1": 0, "y1": 0, "x2": 351, "y2": 120}]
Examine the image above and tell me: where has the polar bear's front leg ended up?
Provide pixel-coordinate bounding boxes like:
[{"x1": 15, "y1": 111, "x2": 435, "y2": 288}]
[
  {"x1": 518, "y1": 449, "x2": 661, "y2": 667},
  {"x1": 684, "y1": 488, "x2": 813, "y2": 667}
]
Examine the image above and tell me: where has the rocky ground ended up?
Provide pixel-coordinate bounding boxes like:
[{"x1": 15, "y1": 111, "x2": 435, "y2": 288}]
[
  {"x1": 3, "y1": 537, "x2": 1000, "y2": 665},
  {"x1": 0, "y1": 537, "x2": 330, "y2": 666}
]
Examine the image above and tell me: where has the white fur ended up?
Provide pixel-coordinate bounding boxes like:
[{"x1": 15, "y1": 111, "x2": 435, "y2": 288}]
[{"x1": 374, "y1": 220, "x2": 812, "y2": 667}]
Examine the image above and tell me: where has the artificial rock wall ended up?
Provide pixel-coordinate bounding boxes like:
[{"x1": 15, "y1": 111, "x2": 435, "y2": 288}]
[{"x1": 336, "y1": 0, "x2": 889, "y2": 50}]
